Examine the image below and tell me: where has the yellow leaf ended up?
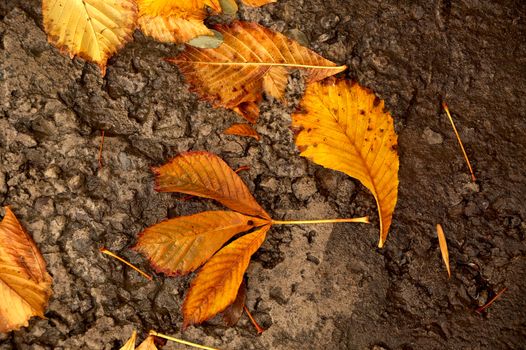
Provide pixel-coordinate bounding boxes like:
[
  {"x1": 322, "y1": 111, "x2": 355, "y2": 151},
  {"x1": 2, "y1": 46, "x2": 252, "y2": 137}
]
[
  {"x1": 166, "y1": 21, "x2": 346, "y2": 120},
  {"x1": 153, "y1": 151, "x2": 270, "y2": 219},
  {"x1": 120, "y1": 330, "x2": 137, "y2": 350},
  {"x1": 224, "y1": 123, "x2": 261, "y2": 141},
  {"x1": 292, "y1": 80, "x2": 399, "y2": 247},
  {"x1": 135, "y1": 211, "x2": 268, "y2": 275},
  {"x1": 436, "y1": 224, "x2": 451, "y2": 278},
  {"x1": 0, "y1": 207, "x2": 53, "y2": 333},
  {"x1": 183, "y1": 225, "x2": 270, "y2": 328},
  {"x1": 137, "y1": 0, "x2": 221, "y2": 43},
  {"x1": 136, "y1": 336, "x2": 157, "y2": 350},
  {"x1": 42, "y1": 0, "x2": 137, "y2": 75},
  {"x1": 241, "y1": 0, "x2": 276, "y2": 6}
]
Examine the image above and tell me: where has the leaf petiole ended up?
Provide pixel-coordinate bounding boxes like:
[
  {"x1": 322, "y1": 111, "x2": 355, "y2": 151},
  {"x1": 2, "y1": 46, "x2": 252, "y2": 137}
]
[
  {"x1": 149, "y1": 330, "x2": 218, "y2": 350},
  {"x1": 271, "y1": 216, "x2": 369, "y2": 225},
  {"x1": 99, "y1": 247, "x2": 153, "y2": 281}
]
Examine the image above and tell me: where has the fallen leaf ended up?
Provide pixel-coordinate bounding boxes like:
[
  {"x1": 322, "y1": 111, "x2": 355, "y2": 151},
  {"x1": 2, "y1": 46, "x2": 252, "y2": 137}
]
[
  {"x1": 241, "y1": 0, "x2": 276, "y2": 6},
  {"x1": 166, "y1": 21, "x2": 346, "y2": 121},
  {"x1": 136, "y1": 335, "x2": 158, "y2": 350},
  {"x1": 137, "y1": 152, "x2": 368, "y2": 327},
  {"x1": 153, "y1": 151, "x2": 271, "y2": 219},
  {"x1": 0, "y1": 207, "x2": 53, "y2": 332},
  {"x1": 222, "y1": 280, "x2": 247, "y2": 326},
  {"x1": 436, "y1": 224, "x2": 451, "y2": 278},
  {"x1": 137, "y1": 0, "x2": 221, "y2": 43},
  {"x1": 224, "y1": 123, "x2": 261, "y2": 141},
  {"x1": 42, "y1": 0, "x2": 137, "y2": 75},
  {"x1": 183, "y1": 225, "x2": 270, "y2": 328},
  {"x1": 292, "y1": 79, "x2": 399, "y2": 247},
  {"x1": 135, "y1": 211, "x2": 268, "y2": 275},
  {"x1": 120, "y1": 330, "x2": 137, "y2": 350},
  {"x1": 188, "y1": 30, "x2": 224, "y2": 49}
]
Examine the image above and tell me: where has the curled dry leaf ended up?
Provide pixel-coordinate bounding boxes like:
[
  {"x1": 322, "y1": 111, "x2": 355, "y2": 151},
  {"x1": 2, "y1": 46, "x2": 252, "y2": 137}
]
[
  {"x1": 0, "y1": 207, "x2": 53, "y2": 333},
  {"x1": 166, "y1": 21, "x2": 346, "y2": 121},
  {"x1": 153, "y1": 151, "x2": 270, "y2": 219},
  {"x1": 135, "y1": 211, "x2": 267, "y2": 275},
  {"x1": 292, "y1": 79, "x2": 399, "y2": 247},
  {"x1": 224, "y1": 123, "x2": 261, "y2": 141},
  {"x1": 183, "y1": 225, "x2": 270, "y2": 328},
  {"x1": 137, "y1": 0, "x2": 221, "y2": 43},
  {"x1": 42, "y1": 0, "x2": 137, "y2": 75},
  {"x1": 436, "y1": 224, "x2": 451, "y2": 278}
]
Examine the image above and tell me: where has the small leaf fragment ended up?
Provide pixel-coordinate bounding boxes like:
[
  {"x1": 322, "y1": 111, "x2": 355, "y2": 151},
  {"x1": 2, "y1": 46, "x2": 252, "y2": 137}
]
[
  {"x1": 120, "y1": 330, "x2": 137, "y2": 350},
  {"x1": 166, "y1": 21, "x2": 346, "y2": 120},
  {"x1": 224, "y1": 123, "x2": 261, "y2": 141},
  {"x1": 292, "y1": 80, "x2": 399, "y2": 247},
  {"x1": 135, "y1": 211, "x2": 268, "y2": 275},
  {"x1": 137, "y1": 0, "x2": 221, "y2": 43},
  {"x1": 219, "y1": 0, "x2": 239, "y2": 14},
  {"x1": 183, "y1": 225, "x2": 270, "y2": 328},
  {"x1": 436, "y1": 224, "x2": 451, "y2": 278},
  {"x1": 0, "y1": 207, "x2": 53, "y2": 333},
  {"x1": 153, "y1": 151, "x2": 270, "y2": 219},
  {"x1": 42, "y1": 0, "x2": 137, "y2": 75},
  {"x1": 136, "y1": 336, "x2": 158, "y2": 350},
  {"x1": 188, "y1": 30, "x2": 224, "y2": 49}
]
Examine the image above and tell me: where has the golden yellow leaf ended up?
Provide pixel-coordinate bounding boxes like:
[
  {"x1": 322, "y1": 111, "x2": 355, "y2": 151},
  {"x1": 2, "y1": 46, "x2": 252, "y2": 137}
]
[
  {"x1": 183, "y1": 225, "x2": 270, "y2": 328},
  {"x1": 137, "y1": 0, "x2": 221, "y2": 43},
  {"x1": 436, "y1": 224, "x2": 451, "y2": 278},
  {"x1": 241, "y1": 0, "x2": 276, "y2": 6},
  {"x1": 154, "y1": 151, "x2": 270, "y2": 219},
  {"x1": 292, "y1": 80, "x2": 399, "y2": 247},
  {"x1": 224, "y1": 123, "x2": 261, "y2": 141},
  {"x1": 120, "y1": 330, "x2": 137, "y2": 350},
  {"x1": 0, "y1": 207, "x2": 53, "y2": 333},
  {"x1": 136, "y1": 335, "x2": 157, "y2": 350},
  {"x1": 135, "y1": 211, "x2": 268, "y2": 275},
  {"x1": 166, "y1": 21, "x2": 346, "y2": 120},
  {"x1": 42, "y1": 0, "x2": 137, "y2": 75}
]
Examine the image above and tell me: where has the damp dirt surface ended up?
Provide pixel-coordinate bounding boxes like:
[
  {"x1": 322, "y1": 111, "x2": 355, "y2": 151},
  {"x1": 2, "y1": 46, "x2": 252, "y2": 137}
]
[{"x1": 1, "y1": 0, "x2": 526, "y2": 349}]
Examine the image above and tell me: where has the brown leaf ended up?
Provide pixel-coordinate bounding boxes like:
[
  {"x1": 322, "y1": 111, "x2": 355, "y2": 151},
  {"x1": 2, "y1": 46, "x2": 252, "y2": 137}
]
[
  {"x1": 183, "y1": 225, "x2": 270, "y2": 328},
  {"x1": 42, "y1": 0, "x2": 137, "y2": 75},
  {"x1": 224, "y1": 123, "x2": 261, "y2": 141},
  {"x1": 292, "y1": 79, "x2": 399, "y2": 247},
  {"x1": 153, "y1": 151, "x2": 270, "y2": 219},
  {"x1": 222, "y1": 280, "x2": 247, "y2": 326},
  {"x1": 166, "y1": 21, "x2": 346, "y2": 120},
  {"x1": 135, "y1": 211, "x2": 268, "y2": 275},
  {"x1": 0, "y1": 207, "x2": 53, "y2": 333}
]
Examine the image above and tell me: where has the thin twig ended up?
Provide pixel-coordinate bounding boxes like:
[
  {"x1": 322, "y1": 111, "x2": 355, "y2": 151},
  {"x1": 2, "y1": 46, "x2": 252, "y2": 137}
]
[
  {"x1": 476, "y1": 287, "x2": 508, "y2": 313},
  {"x1": 442, "y1": 102, "x2": 476, "y2": 182},
  {"x1": 99, "y1": 247, "x2": 152, "y2": 281},
  {"x1": 243, "y1": 305, "x2": 265, "y2": 335},
  {"x1": 98, "y1": 130, "x2": 105, "y2": 170},
  {"x1": 149, "y1": 330, "x2": 218, "y2": 350}
]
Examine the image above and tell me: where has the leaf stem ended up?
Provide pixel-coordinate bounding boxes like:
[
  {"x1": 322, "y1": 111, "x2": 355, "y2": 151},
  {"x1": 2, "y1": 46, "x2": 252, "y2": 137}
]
[
  {"x1": 149, "y1": 330, "x2": 218, "y2": 350},
  {"x1": 271, "y1": 216, "x2": 369, "y2": 225},
  {"x1": 243, "y1": 305, "x2": 265, "y2": 335},
  {"x1": 99, "y1": 247, "x2": 153, "y2": 281}
]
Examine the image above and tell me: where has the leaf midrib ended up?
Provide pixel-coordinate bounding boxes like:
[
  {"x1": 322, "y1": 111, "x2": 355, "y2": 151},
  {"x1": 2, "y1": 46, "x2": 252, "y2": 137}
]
[{"x1": 171, "y1": 60, "x2": 346, "y2": 70}]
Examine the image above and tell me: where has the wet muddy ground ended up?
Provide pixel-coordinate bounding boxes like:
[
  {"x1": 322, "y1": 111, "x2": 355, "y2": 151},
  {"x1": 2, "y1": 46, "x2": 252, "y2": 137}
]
[{"x1": 1, "y1": 0, "x2": 525, "y2": 349}]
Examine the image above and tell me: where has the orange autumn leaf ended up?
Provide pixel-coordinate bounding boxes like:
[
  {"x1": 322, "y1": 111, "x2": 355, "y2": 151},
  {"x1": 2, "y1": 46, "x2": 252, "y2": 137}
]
[
  {"x1": 241, "y1": 0, "x2": 276, "y2": 6},
  {"x1": 436, "y1": 224, "x2": 451, "y2": 278},
  {"x1": 153, "y1": 151, "x2": 270, "y2": 219},
  {"x1": 0, "y1": 207, "x2": 53, "y2": 332},
  {"x1": 42, "y1": 0, "x2": 137, "y2": 75},
  {"x1": 166, "y1": 21, "x2": 346, "y2": 121},
  {"x1": 183, "y1": 225, "x2": 270, "y2": 328},
  {"x1": 224, "y1": 123, "x2": 261, "y2": 141},
  {"x1": 137, "y1": 0, "x2": 221, "y2": 43},
  {"x1": 292, "y1": 79, "x2": 399, "y2": 247},
  {"x1": 134, "y1": 211, "x2": 267, "y2": 275}
]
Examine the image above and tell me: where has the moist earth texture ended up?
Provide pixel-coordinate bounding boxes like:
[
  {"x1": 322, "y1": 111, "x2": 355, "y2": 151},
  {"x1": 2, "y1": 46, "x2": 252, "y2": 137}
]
[{"x1": 1, "y1": 0, "x2": 525, "y2": 349}]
